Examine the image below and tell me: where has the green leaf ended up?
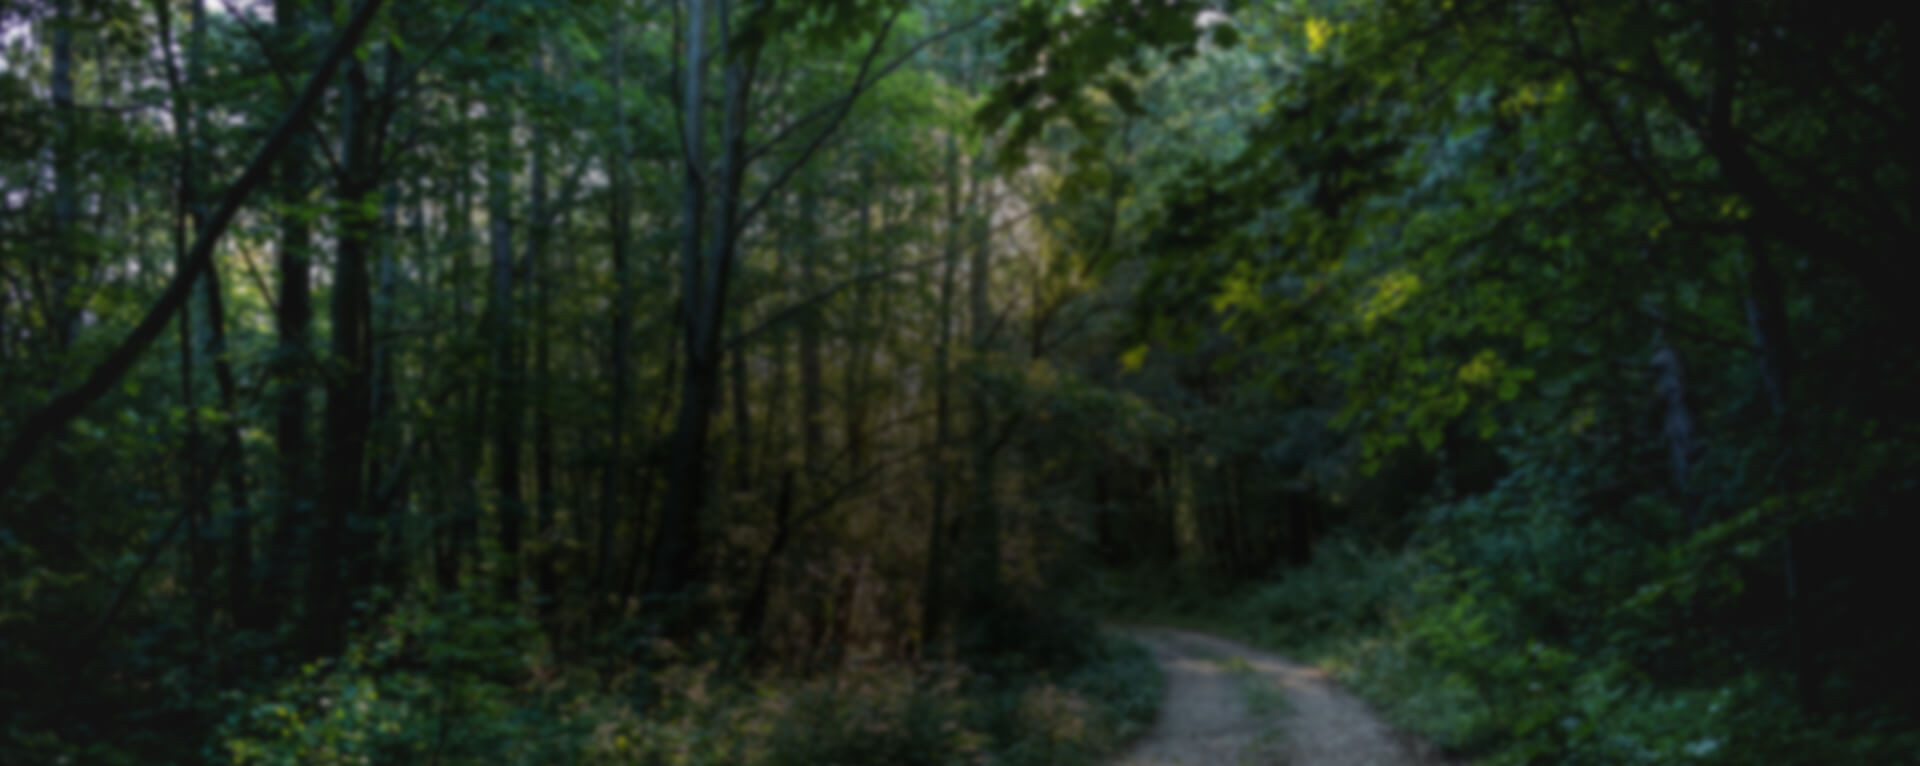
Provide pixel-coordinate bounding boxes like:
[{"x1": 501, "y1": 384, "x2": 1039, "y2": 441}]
[{"x1": 1523, "y1": 321, "x2": 1549, "y2": 350}]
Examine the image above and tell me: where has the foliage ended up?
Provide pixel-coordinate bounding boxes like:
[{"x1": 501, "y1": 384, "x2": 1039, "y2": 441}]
[
  {"x1": 5, "y1": 0, "x2": 1917, "y2": 760},
  {"x1": 216, "y1": 592, "x2": 584, "y2": 765},
  {"x1": 213, "y1": 600, "x2": 1156, "y2": 765}
]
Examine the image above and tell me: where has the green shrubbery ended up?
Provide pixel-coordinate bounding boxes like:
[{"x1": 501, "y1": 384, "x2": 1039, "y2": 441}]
[
  {"x1": 211, "y1": 595, "x2": 1159, "y2": 765},
  {"x1": 1096, "y1": 485, "x2": 1920, "y2": 765},
  {"x1": 215, "y1": 592, "x2": 588, "y2": 764}
]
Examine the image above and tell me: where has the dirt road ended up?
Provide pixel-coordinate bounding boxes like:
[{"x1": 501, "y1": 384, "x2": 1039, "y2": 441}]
[{"x1": 1111, "y1": 627, "x2": 1446, "y2": 766}]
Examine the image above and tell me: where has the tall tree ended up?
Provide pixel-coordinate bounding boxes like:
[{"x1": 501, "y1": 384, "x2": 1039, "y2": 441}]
[
  {"x1": 597, "y1": 7, "x2": 634, "y2": 602},
  {"x1": 921, "y1": 129, "x2": 963, "y2": 648},
  {"x1": 645, "y1": 0, "x2": 717, "y2": 625},
  {"x1": 487, "y1": 94, "x2": 524, "y2": 600},
  {"x1": 265, "y1": 0, "x2": 316, "y2": 628},
  {"x1": 310, "y1": 38, "x2": 379, "y2": 656}
]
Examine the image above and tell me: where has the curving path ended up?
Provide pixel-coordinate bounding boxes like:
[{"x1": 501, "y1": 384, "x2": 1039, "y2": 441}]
[{"x1": 1111, "y1": 627, "x2": 1447, "y2": 766}]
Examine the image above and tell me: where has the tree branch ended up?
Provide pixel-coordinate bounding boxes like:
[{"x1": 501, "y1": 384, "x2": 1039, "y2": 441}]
[
  {"x1": 725, "y1": 255, "x2": 943, "y2": 349},
  {"x1": 734, "y1": 11, "x2": 990, "y2": 235},
  {"x1": 216, "y1": 0, "x2": 350, "y2": 180},
  {"x1": 0, "y1": 0, "x2": 389, "y2": 496}
]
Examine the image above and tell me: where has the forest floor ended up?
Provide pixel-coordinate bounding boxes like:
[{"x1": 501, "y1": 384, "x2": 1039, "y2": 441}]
[{"x1": 1110, "y1": 626, "x2": 1448, "y2": 766}]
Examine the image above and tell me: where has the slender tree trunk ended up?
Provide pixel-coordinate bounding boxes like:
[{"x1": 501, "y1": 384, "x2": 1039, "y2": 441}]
[
  {"x1": 448, "y1": 97, "x2": 484, "y2": 592},
  {"x1": 597, "y1": 12, "x2": 633, "y2": 603},
  {"x1": 761, "y1": 235, "x2": 791, "y2": 480},
  {"x1": 522, "y1": 51, "x2": 559, "y2": 616},
  {"x1": 358, "y1": 39, "x2": 411, "y2": 601},
  {"x1": 361, "y1": 176, "x2": 402, "y2": 597},
  {"x1": 730, "y1": 337, "x2": 752, "y2": 491},
  {"x1": 1743, "y1": 247, "x2": 1817, "y2": 709},
  {"x1": 311, "y1": 59, "x2": 376, "y2": 656},
  {"x1": 963, "y1": 172, "x2": 1000, "y2": 637},
  {"x1": 741, "y1": 230, "x2": 795, "y2": 659},
  {"x1": 798, "y1": 191, "x2": 825, "y2": 479},
  {"x1": 921, "y1": 133, "x2": 961, "y2": 651},
  {"x1": 185, "y1": 0, "x2": 254, "y2": 626},
  {"x1": 618, "y1": 338, "x2": 679, "y2": 608},
  {"x1": 161, "y1": 0, "x2": 213, "y2": 647},
  {"x1": 737, "y1": 470, "x2": 793, "y2": 666},
  {"x1": 376, "y1": 176, "x2": 423, "y2": 592},
  {"x1": 265, "y1": 0, "x2": 313, "y2": 629},
  {"x1": 1650, "y1": 329, "x2": 1700, "y2": 534},
  {"x1": 844, "y1": 160, "x2": 876, "y2": 471},
  {"x1": 487, "y1": 98, "x2": 524, "y2": 601}
]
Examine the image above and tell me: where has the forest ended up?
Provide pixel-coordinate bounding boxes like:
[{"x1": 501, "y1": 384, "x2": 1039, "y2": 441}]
[{"x1": 1, "y1": 0, "x2": 1915, "y2": 763}]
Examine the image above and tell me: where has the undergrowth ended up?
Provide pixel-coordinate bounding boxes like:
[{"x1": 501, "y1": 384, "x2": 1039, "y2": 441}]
[
  {"x1": 209, "y1": 594, "x2": 1160, "y2": 765},
  {"x1": 1088, "y1": 538, "x2": 1920, "y2": 765}
]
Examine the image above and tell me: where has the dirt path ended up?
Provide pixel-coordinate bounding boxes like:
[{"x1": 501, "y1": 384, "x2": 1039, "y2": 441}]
[{"x1": 1111, "y1": 627, "x2": 1446, "y2": 766}]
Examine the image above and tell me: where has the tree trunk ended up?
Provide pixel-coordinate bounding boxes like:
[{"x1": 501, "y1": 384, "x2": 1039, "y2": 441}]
[
  {"x1": 798, "y1": 188, "x2": 825, "y2": 479},
  {"x1": 376, "y1": 176, "x2": 422, "y2": 592},
  {"x1": 449, "y1": 97, "x2": 484, "y2": 592},
  {"x1": 649, "y1": 0, "x2": 753, "y2": 633},
  {"x1": 265, "y1": 0, "x2": 314, "y2": 629},
  {"x1": 844, "y1": 160, "x2": 876, "y2": 472},
  {"x1": 731, "y1": 334, "x2": 752, "y2": 491},
  {"x1": 647, "y1": 0, "x2": 710, "y2": 626},
  {"x1": 182, "y1": 0, "x2": 254, "y2": 627},
  {"x1": 311, "y1": 58, "x2": 376, "y2": 657},
  {"x1": 523, "y1": 51, "x2": 558, "y2": 616},
  {"x1": 618, "y1": 337, "x2": 679, "y2": 608},
  {"x1": 1744, "y1": 247, "x2": 1817, "y2": 710},
  {"x1": 1650, "y1": 330, "x2": 1700, "y2": 534},
  {"x1": 163, "y1": 0, "x2": 212, "y2": 646},
  {"x1": 597, "y1": 12, "x2": 633, "y2": 600},
  {"x1": 921, "y1": 132, "x2": 961, "y2": 651},
  {"x1": 361, "y1": 176, "x2": 402, "y2": 600},
  {"x1": 487, "y1": 98, "x2": 524, "y2": 601},
  {"x1": 737, "y1": 470, "x2": 794, "y2": 666},
  {"x1": 963, "y1": 172, "x2": 1000, "y2": 636}
]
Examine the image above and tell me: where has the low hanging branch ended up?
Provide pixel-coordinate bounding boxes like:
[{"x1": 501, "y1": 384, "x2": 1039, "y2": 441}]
[{"x1": 0, "y1": 0, "x2": 389, "y2": 497}]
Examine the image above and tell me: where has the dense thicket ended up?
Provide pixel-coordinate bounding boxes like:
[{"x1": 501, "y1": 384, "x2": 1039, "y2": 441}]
[{"x1": 3, "y1": 0, "x2": 1915, "y2": 763}]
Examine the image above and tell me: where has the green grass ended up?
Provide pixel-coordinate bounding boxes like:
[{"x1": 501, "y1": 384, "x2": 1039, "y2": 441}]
[
  {"x1": 1220, "y1": 655, "x2": 1289, "y2": 718},
  {"x1": 1220, "y1": 654, "x2": 1289, "y2": 764}
]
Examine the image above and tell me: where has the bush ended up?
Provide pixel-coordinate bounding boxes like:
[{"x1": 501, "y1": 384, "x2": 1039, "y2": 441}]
[
  {"x1": 215, "y1": 591, "x2": 586, "y2": 765},
  {"x1": 214, "y1": 598, "x2": 1159, "y2": 766},
  {"x1": 1183, "y1": 479, "x2": 1920, "y2": 765}
]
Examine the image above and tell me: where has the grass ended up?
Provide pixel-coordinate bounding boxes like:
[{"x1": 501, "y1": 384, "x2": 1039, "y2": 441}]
[
  {"x1": 1220, "y1": 655, "x2": 1289, "y2": 718},
  {"x1": 1220, "y1": 654, "x2": 1289, "y2": 764}
]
